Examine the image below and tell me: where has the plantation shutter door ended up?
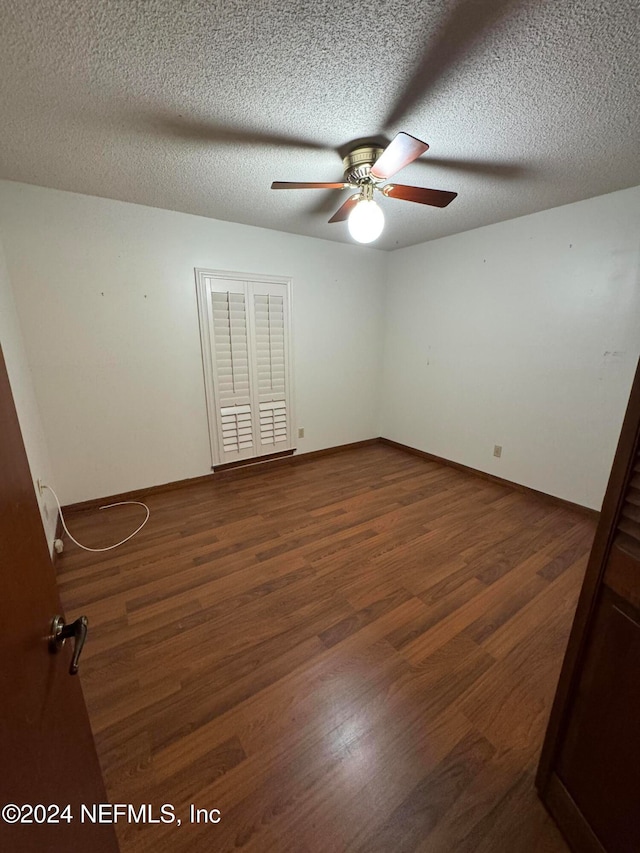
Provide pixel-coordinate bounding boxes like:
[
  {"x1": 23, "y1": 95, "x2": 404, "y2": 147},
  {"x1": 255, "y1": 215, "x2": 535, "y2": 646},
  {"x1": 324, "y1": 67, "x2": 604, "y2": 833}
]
[
  {"x1": 197, "y1": 270, "x2": 293, "y2": 467},
  {"x1": 207, "y1": 280, "x2": 255, "y2": 463},
  {"x1": 249, "y1": 282, "x2": 292, "y2": 456}
]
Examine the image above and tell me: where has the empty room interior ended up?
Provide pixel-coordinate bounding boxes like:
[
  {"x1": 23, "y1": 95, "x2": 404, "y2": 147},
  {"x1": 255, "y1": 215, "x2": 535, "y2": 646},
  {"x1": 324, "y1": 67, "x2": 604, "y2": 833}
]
[{"x1": 1, "y1": 1, "x2": 640, "y2": 851}]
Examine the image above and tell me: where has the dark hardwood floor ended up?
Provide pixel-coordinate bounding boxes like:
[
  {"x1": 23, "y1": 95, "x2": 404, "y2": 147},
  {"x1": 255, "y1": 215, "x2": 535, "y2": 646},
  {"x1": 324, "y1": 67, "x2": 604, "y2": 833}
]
[{"x1": 56, "y1": 443, "x2": 596, "y2": 852}]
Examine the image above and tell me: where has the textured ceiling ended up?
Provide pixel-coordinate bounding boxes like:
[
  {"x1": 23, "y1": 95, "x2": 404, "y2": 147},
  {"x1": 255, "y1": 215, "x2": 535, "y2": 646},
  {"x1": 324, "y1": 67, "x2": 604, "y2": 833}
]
[{"x1": 0, "y1": 0, "x2": 639, "y2": 250}]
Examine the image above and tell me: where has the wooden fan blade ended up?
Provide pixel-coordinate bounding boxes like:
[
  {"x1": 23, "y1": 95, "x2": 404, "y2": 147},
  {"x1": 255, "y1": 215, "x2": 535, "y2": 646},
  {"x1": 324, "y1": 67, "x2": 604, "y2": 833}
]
[
  {"x1": 382, "y1": 183, "x2": 457, "y2": 208},
  {"x1": 328, "y1": 195, "x2": 360, "y2": 223},
  {"x1": 370, "y1": 133, "x2": 429, "y2": 180},
  {"x1": 271, "y1": 181, "x2": 348, "y2": 190}
]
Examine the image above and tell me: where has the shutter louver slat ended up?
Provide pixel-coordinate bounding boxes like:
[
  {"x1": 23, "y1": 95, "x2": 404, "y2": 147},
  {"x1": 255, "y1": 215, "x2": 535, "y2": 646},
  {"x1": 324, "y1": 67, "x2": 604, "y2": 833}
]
[
  {"x1": 622, "y1": 503, "x2": 640, "y2": 524},
  {"x1": 618, "y1": 517, "x2": 640, "y2": 541},
  {"x1": 614, "y1": 451, "x2": 640, "y2": 558},
  {"x1": 615, "y1": 532, "x2": 640, "y2": 561}
]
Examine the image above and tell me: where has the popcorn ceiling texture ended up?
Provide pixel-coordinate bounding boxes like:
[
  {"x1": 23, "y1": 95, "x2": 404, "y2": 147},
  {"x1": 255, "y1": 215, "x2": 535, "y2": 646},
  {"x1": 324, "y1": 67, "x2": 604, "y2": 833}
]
[{"x1": 0, "y1": 0, "x2": 638, "y2": 250}]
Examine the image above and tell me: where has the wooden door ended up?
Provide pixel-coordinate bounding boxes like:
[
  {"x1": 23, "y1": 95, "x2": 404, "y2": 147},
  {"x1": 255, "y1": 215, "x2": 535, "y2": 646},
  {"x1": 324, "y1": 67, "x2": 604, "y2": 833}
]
[
  {"x1": 0, "y1": 345, "x2": 119, "y2": 852},
  {"x1": 537, "y1": 357, "x2": 640, "y2": 852}
]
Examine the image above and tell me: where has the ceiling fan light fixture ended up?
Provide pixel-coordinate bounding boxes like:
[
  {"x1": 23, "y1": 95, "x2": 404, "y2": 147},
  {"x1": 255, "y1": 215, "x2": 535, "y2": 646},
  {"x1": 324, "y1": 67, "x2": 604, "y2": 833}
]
[
  {"x1": 271, "y1": 133, "x2": 456, "y2": 238},
  {"x1": 348, "y1": 198, "x2": 384, "y2": 244}
]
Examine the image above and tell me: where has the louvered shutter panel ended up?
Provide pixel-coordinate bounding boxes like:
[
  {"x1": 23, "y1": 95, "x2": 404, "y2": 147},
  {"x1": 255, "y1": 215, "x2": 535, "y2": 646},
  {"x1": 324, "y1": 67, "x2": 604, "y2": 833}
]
[
  {"x1": 253, "y1": 292, "x2": 290, "y2": 454},
  {"x1": 613, "y1": 447, "x2": 640, "y2": 559},
  {"x1": 209, "y1": 288, "x2": 255, "y2": 462}
]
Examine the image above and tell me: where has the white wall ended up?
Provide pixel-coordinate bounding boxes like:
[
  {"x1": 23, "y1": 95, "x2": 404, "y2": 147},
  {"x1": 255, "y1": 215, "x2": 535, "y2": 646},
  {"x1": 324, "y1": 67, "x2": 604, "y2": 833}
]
[
  {"x1": 0, "y1": 232, "x2": 58, "y2": 548},
  {"x1": 381, "y1": 186, "x2": 640, "y2": 510},
  {"x1": 0, "y1": 182, "x2": 386, "y2": 504},
  {"x1": 2, "y1": 179, "x2": 638, "y2": 513}
]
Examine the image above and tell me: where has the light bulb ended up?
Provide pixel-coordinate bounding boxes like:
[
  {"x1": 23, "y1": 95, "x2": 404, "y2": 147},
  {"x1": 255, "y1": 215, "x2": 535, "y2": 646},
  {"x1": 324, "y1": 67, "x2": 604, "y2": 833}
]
[{"x1": 348, "y1": 198, "x2": 384, "y2": 244}]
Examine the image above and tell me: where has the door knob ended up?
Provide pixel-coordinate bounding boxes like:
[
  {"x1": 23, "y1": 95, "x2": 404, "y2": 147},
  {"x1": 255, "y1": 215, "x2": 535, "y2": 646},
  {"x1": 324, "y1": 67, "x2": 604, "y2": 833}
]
[{"x1": 49, "y1": 615, "x2": 88, "y2": 675}]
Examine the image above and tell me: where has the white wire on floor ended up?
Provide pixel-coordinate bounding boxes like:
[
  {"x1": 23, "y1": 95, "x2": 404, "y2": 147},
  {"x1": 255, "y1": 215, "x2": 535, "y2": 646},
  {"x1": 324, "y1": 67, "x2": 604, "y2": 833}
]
[{"x1": 42, "y1": 484, "x2": 150, "y2": 552}]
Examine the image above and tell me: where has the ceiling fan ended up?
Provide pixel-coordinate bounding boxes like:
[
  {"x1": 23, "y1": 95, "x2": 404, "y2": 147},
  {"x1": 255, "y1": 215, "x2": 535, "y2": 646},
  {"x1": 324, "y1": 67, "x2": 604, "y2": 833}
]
[{"x1": 271, "y1": 132, "x2": 457, "y2": 244}]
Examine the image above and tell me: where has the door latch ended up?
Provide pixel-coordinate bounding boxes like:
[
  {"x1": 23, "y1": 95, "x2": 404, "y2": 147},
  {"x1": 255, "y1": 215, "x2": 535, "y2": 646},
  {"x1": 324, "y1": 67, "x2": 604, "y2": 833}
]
[{"x1": 49, "y1": 615, "x2": 88, "y2": 675}]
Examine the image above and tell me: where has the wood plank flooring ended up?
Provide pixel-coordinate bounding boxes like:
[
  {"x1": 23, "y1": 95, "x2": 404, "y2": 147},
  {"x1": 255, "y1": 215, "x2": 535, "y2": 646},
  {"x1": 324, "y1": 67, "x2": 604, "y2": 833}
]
[{"x1": 56, "y1": 443, "x2": 596, "y2": 852}]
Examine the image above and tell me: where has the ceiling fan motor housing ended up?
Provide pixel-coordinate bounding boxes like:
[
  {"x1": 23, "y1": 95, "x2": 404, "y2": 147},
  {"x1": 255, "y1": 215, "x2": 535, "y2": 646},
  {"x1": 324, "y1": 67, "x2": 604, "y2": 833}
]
[{"x1": 342, "y1": 145, "x2": 384, "y2": 183}]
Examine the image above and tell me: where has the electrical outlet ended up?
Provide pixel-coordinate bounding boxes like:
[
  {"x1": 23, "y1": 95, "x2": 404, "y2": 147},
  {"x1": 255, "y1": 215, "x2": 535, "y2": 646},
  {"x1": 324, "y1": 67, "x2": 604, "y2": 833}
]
[
  {"x1": 493, "y1": 445, "x2": 502, "y2": 458},
  {"x1": 36, "y1": 478, "x2": 44, "y2": 495},
  {"x1": 298, "y1": 427, "x2": 305, "y2": 439}
]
